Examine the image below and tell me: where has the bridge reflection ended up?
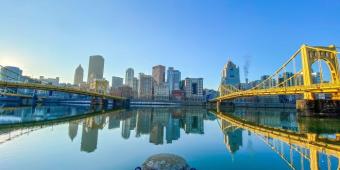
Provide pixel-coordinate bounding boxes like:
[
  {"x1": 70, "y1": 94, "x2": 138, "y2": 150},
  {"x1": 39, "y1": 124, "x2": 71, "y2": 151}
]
[{"x1": 213, "y1": 109, "x2": 340, "y2": 170}]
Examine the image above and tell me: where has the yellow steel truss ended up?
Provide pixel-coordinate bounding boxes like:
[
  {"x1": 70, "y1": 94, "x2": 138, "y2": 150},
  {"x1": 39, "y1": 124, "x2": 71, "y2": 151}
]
[{"x1": 214, "y1": 45, "x2": 340, "y2": 102}]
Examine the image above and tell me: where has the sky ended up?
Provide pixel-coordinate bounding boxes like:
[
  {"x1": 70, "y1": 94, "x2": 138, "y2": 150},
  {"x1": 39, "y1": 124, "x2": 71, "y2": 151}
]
[{"x1": 0, "y1": 0, "x2": 339, "y2": 89}]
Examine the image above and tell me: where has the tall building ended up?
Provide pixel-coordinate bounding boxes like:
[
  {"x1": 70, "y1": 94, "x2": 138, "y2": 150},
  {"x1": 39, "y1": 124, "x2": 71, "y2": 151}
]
[
  {"x1": 125, "y1": 68, "x2": 134, "y2": 88},
  {"x1": 221, "y1": 60, "x2": 240, "y2": 86},
  {"x1": 138, "y1": 73, "x2": 153, "y2": 100},
  {"x1": 0, "y1": 66, "x2": 22, "y2": 81},
  {"x1": 152, "y1": 65, "x2": 166, "y2": 85},
  {"x1": 111, "y1": 76, "x2": 123, "y2": 89},
  {"x1": 132, "y1": 77, "x2": 139, "y2": 98},
  {"x1": 74, "y1": 64, "x2": 84, "y2": 86},
  {"x1": 167, "y1": 67, "x2": 181, "y2": 93},
  {"x1": 184, "y1": 78, "x2": 204, "y2": 101},
  {"x1": 87, "y1": 55, "x2": 104, "y2": 83}
]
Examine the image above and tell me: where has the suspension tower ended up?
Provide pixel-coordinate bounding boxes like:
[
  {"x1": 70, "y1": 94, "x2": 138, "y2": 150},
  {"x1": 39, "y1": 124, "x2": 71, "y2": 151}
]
[{"x1": 297, "y1": 44, "x2": 340, "y2": 116}]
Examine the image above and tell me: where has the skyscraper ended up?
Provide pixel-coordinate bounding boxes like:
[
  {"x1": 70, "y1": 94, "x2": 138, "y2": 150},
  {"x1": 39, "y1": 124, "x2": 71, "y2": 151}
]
[
  {"x1": 138, "y1": 73, "x2": 153, "y2": 100},
  {"x1": 87, "y1": 55, "x2": 104, "y2": 83},
  {"x1": 74, "y1": 64, "x2": 84, "y2": 85},
  {"x1": 167, "y1": 67, "x2": 181, "y2": 93},
  {"x1": 125, "y1": 68, "x2": 134, "y2": 88},
  {"x1": 152, "y1": 65, "x2": 166, "y2": 85},
  {"x1": 111, "y1": 76, "x2": 123, "y2": 89},
  {"x1": 133, "y1": 77, "x2": 139, "y2": 98},
  {"x1": 221, "y1": 60, "x2": 240, "y2": 86}
]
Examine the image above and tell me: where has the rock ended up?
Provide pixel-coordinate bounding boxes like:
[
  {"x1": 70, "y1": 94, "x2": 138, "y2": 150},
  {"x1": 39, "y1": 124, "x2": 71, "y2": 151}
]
[{"x1": 141, "y1": 153, "x2": 190, "y2": 170}]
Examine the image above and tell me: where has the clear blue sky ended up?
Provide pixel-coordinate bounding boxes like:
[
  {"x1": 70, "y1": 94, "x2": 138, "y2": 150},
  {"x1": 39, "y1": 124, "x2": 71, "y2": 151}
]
[{"x1": 0, "y1": 0, "x2": 339, "y2": 89}]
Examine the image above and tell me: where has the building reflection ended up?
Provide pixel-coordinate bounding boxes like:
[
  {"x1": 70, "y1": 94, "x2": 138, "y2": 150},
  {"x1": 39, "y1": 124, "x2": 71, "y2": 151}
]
[
  {"x1": 73, "y1": 107, "x2": 214, "y2": 152},
  {"x1": 222, "y1": 120, "x2": 243, "y2": 154},
  {"x1": 68, "y1": 121, "x2": 79, "y2": 141},
  {"x1": 0, "y1": 107, "x2": 215, "y2": 153},
  {"x1": 80, "y1": 115, "x2": 105, "y2": 153}
]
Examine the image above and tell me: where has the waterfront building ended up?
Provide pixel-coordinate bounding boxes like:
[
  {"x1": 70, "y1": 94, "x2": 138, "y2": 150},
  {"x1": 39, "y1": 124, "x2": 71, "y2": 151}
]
[
  {"x1": 111, "y1": 76, "x2": 123, "y2": 90},
  {"x1": 203, "y1": 89, "x2": 218, "y2": 101},
  {"x1": 79, "y1": 82, "x2": 90, "y2": 91},
  {"x1": 221, "y1": 60, "x2": 240, "y2": 86},
  {"x1": 87, "y1": 55, "x2": 104, "y2": 83},
  {"x1": 125, "y1": 68, "x2": 134, "y2": 88},
  {"x1": 89, "y1": 79, "x2": 109, "y2": 94},
  {"x1": 133, "y1": 77, "x2": 139, "y2": 98},
  {"x1": 278, "y1": 72, "x2": 294, "y2": 87},
  {"x1": 171, "y1": 90, "x2": 185, "y2": 101},
  {"x1": 0, "y1": 66, "x2": 22, "y2": 82},
  {"x1": 39, "y1": 76, "x2": 60, "y2": 86},
  {"x1": 111, "y1": 85, "x2": 133, "y2": 98},
  {"x1": 184, "y1": 78, "x2": 204, "y2": 101},
  {"x1": 74, "y1": 65, "x2": 84, "y2": 86},
  {"x1": 167, "y1": 67, "x2": 181, "y2": 94},
  {"x1": 153, "y1": 83, "x2": 170, "y2": 101},
  {"x1": 138, "y1": 73, "x2": 153, "y2": 100},
  {"x1": 152, "y1": 65, "x2": 166, "y2": 85}
]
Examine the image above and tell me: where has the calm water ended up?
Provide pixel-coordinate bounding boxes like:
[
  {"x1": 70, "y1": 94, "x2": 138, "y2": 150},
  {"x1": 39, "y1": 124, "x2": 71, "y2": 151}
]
[{"x1": 0, "y1": 105, "x2": 339, "y2": 170}]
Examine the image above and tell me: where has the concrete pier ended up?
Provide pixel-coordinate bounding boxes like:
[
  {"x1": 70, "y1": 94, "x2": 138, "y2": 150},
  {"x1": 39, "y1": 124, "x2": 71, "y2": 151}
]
[{"x1": 296, "y1": 99, "x2": 340, "y2": 117}]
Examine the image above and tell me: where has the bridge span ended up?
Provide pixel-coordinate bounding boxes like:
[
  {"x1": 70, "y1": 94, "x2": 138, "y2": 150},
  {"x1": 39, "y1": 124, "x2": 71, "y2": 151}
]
[{"x1": 212, "y1": 44, "x2": 340, "y2": 115}]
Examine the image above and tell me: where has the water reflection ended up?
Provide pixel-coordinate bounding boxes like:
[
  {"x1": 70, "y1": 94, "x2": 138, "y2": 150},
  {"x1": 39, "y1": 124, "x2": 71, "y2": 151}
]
[
  {"x1": 1, "y1": 105, "x2": 340, "y2": 169},
  {"x1": 214, "y1": 108, "x2": 340, "y2": 170},
  {"x1": 0, "y1": 107, "x2": 215, "y2": 153},
  {"x1": 0, "y1": 105, "x2": 100, "y2": 124}
]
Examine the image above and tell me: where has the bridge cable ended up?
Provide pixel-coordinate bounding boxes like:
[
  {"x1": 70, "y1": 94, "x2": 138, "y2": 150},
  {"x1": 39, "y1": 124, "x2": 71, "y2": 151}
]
[{"x1": 250, "y1": 48, "x2": 301, "y2": 91}]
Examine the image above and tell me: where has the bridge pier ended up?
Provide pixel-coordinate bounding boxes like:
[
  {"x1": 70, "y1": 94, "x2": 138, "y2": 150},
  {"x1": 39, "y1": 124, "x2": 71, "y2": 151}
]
[
  {"x1": 296, "y1": 99, "x2": 340, "y2": 117},
  {"x1": 217, "y1": 101, "x2": 221, "y2": 113}
]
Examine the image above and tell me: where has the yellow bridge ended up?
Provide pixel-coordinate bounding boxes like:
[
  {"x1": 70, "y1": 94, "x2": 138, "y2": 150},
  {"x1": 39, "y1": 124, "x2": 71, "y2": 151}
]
[
  {"x1": 0, "y1": 81, "x2": 125, "y2": 101},
  {"x1": 213, "y1": 44, "x2": 340, "y2": 102},
  {"x1": 213, "y1": 111, "x2": 340, "y2": 170}
]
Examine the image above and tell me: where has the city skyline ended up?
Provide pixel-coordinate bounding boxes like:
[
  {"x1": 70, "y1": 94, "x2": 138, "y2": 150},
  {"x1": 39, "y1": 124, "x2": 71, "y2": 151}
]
[{"x1": 1, "y1": 1, "x2": 340, "y2": 89}]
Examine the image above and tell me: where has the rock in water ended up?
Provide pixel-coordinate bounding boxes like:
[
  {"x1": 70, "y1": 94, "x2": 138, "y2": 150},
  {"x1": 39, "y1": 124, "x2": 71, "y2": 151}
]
[{"x1": 142, "y1": 153, "x2": 190, "y2": 170}]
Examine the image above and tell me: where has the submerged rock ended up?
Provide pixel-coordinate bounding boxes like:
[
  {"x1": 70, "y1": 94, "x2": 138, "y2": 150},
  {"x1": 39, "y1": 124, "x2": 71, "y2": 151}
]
[{"x1": 141, "y1": 153, "x2": 190, "y2": 170}]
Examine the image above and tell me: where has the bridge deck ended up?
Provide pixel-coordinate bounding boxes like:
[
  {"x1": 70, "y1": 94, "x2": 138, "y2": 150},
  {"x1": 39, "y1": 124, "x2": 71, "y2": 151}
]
[
  {"x1": 0, "y1": 81, "x2": 125, "y2": 100},
  {"x1": 213, "y1": 83, "x2": 340, "y2": 102}
]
